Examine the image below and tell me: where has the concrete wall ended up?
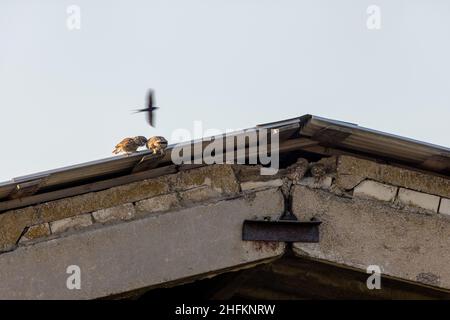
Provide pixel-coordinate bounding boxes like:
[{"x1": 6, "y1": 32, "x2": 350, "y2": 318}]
[
  {"x1": 292, "y1": 185, "x2": 450, "y2": 289},
  {"x1": 292, "y1": 155, "x2": 450, "y2": 291},
  {"x1": 0, "y1": 188, "x2": 284, "y2": 299},
  {"x1": 0, "y1": 155, "x2": 449, "y2": 298}
]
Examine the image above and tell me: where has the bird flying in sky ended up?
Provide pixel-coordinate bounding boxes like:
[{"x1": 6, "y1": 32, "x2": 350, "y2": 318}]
[{"x1": 133, "y1": 89, "x2": 159, "y2": 127}]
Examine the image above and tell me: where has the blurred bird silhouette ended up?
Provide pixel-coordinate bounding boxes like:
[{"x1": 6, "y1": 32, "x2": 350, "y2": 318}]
[
  {"x1": 133, "y1": 89, "x2": 159, "y2": 127},
  {"x1": 112, "y1": 136, "x2": 148, "y2": 155}
]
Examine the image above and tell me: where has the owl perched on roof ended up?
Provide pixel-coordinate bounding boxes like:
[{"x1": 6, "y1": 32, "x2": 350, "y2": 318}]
[
  {"x1": 112, "y1": 136, "x2": 148, "y2": 155},
  {"x1": 146, "y1": 136, "x2": 168, "y2": 155}
]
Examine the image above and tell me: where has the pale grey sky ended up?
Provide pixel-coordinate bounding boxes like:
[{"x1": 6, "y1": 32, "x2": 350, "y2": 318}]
[{"x1": 1, "y1": 0, "x2": 449, "y2": 182}]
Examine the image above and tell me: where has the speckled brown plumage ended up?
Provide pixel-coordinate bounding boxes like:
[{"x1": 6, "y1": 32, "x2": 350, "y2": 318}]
[
  {"x1": 113, "y1": 136, "x2": 148, "y2": 155},
  {"x1": 146, "y1": 136, "x2": 168, "y2": 155}
]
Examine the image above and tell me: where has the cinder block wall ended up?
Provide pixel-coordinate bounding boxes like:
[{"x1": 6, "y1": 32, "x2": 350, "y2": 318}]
[{"x1": 0, "y1": 155, "x2": 449, "y2": 297}]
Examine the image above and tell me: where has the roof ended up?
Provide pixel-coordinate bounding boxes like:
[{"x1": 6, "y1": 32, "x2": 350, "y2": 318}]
[{"x1": 1, "y1": 114, "x2": 449, "y2": 212}]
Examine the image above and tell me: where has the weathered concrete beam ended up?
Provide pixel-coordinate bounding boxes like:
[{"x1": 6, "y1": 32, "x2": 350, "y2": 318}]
[
  {"x1": 0, "y1": 188, "x2": 285, "y2": 299},
  {"x1": 291, "y1": 185, "x2": 450, "y2": 291},
  {"x1": 336, "y1": 155, "x2": 450, "y2": 198},
  {"x1": 0, "y1": 165, "x2": 241, "y2": 253}
]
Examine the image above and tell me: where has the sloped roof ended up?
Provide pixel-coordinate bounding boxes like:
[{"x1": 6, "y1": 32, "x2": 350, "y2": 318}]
[{"x1": 0, "y1": 114, "x2": 449, "y2": 212}]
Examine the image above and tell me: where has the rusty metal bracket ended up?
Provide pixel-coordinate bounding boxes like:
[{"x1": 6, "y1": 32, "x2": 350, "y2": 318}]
[{"x1": 242, "y1": 212, "x2": 321, "y2": 243}]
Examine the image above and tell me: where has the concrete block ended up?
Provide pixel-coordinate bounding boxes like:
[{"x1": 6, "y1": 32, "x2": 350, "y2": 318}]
[
  {"x1": 298, "y1": 177, "x2": 333, "y2": 190},
  {"x1": 92, "y1": 204, "x2": 135, "y2": 223},
  {"x1": 0, "y1": 207, "x2": 38, "y2": 252},
  {"x1": 174, "y1": 165, "x2": 239, "y2": 195},
  {"x1": 397, "y1": 188, "x2": 440, "y2": 212},
  {"x1": 19, "y1": 223, "x2": 51, "y2": 243},
  {"x1": 241, "y1": 179, "x2": 283, "y2": 191},
  {"x1": 135, "y1": 193, "x2": 180, "y2": 214},
  {"x1": 50, "y1": 214, "x2": 93, "y2": 234},
  {"x1": 439, "y1": 198, "x2": 450, "y2": 215},
  {"x1": 179, "y1": 187, "x2": 222, "y2": 204},
  {"x1": 353, "y1": 180, "x2": 397, "y2": 202},
  {"x1": 232, "y1": 164, "x2": 274, "y2": 182},
  {"x1": 284, "y1": 158, "x2": 309, "y2": 184}
]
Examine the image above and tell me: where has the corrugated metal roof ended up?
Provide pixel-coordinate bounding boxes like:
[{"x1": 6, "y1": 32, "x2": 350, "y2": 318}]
[
  {"x1": 259, "y1": 115, "x2": 450, "y2": 172},
  {"x1": 1, "y1": 114, "x2": 448, "y2": 212}
]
